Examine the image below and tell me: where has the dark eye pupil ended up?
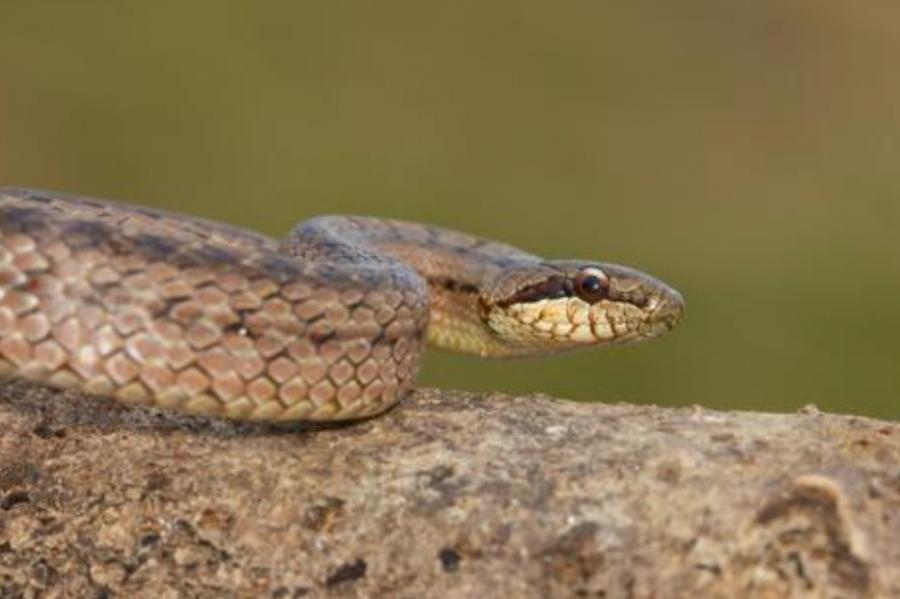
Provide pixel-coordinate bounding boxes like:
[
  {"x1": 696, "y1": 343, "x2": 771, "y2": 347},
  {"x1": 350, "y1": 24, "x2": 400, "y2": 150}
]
[
  {"x1": 574, "y1": 271, "x2": 609, "y2": 303},
  {"x1": 581, "y1": 276, "x2": 602, "y2": 293}
]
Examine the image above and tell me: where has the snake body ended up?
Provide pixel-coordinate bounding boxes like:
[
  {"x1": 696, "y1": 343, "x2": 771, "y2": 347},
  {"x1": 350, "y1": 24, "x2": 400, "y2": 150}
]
[{"x1": 0, "y1": 188, "x2": 683, "y2": 421}]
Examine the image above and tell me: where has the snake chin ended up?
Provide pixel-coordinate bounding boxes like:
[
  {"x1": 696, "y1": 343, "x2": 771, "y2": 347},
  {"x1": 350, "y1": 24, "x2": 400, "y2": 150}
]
[
  {"x1": 482, "y1": 297, "x2": 672, "y2": 357},
  {"x1": 483, "y1": 277, "x2": 684, "y2": 356}
]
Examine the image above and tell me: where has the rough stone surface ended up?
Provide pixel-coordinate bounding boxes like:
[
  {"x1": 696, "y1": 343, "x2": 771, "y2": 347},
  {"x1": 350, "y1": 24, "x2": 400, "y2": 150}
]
[{"x1": 0, "y1": 381, "x2": 896, "y2": 598}]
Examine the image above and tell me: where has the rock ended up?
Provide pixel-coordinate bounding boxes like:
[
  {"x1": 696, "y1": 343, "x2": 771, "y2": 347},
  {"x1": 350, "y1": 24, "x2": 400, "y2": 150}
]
[{"x1": 0, "y1": 381, "x2": 896, "y2": 598}]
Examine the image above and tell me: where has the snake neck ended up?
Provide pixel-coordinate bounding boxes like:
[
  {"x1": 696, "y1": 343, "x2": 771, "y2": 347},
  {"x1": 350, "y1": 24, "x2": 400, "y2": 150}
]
[
  {"x1": 371, "y1": 240, "x2": 537, "y2": 358},
  {"x1": 282, "y1": 216, "x2": 538, "y2": 357},
  {"x1": 423, "y1": 283, "x2": 518, "y2": 357}
]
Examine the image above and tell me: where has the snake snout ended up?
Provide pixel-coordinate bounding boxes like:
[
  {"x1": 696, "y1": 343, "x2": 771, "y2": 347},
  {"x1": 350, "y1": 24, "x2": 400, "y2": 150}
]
[{"x1": 648, "y1": 283, "x2": 685, "y2": 331}]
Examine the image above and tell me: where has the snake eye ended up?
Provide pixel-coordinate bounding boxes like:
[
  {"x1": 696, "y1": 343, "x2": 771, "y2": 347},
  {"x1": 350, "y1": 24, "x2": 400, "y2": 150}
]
[{"x1": 574, "y1": 268, "x2": 609, "y2": 304}]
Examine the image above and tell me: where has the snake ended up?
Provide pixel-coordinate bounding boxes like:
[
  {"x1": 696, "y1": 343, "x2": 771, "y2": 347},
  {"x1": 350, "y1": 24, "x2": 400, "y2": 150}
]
[{"x1": 0, "y1": 187, "x2": 684, "y2": 422}]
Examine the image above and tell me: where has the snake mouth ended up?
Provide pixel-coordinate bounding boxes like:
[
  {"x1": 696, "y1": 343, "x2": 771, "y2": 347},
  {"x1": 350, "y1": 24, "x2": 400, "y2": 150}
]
[{"x1": 484, "y1": 291, "x2": 683, "y2": 355}]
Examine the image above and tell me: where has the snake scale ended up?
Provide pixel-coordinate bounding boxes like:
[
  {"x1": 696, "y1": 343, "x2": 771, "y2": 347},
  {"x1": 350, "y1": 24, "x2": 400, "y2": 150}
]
[{"x1": 0, "y1": 188, "x2": 684, "y2": 421}]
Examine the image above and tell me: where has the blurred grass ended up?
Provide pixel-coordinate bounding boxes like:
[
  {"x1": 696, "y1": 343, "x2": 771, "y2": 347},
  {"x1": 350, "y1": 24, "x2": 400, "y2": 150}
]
[{"x1": 0, "y1": 1, "x2": 897, "y2": 419}]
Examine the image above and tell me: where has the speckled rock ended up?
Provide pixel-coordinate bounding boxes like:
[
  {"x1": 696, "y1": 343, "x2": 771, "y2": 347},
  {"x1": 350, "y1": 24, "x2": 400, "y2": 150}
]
[{"x1": 0, "y1": 381, "x2": 896, "y2": 598}]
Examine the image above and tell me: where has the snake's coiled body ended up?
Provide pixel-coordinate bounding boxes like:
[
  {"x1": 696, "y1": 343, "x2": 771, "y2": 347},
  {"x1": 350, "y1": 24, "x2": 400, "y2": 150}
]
[{"x1": 0, "y1": 188, "x2": 684, "y2": 421}]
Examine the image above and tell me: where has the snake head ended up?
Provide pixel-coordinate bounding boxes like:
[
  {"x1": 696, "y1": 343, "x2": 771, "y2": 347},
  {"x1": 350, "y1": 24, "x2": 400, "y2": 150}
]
[{"x1": 481, "y1": 260, "x2": 684, "y2": 356}]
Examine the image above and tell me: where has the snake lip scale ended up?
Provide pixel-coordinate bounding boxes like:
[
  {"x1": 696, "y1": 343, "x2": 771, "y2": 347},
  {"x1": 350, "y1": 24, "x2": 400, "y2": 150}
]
[{"x1": 0, "y1": 187, "x2": 684, "y2": 422}]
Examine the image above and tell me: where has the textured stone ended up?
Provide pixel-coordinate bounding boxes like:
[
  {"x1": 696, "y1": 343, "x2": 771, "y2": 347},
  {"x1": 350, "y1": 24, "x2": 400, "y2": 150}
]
[{"x1": 0, "y1": 384, "x2": 896, "y2": 598}]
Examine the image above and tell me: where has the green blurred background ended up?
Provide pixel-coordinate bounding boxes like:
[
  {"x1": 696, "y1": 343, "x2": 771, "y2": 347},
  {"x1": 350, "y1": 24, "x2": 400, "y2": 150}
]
[{"x1": 0, "y1": 2, "x2": 897, "y2": 419}]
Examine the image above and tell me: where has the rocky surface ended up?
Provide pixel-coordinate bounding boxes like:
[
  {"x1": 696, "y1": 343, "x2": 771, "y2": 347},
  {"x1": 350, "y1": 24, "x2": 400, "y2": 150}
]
[{"x1": 0, "y1": 381, "x2": 895, "y2": 598}]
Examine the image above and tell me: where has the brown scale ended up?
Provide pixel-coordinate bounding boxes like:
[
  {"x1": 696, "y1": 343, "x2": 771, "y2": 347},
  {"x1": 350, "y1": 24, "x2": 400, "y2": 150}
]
[{"x1": 0, "y1": 188, "x2": 430, "y2": 421}]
